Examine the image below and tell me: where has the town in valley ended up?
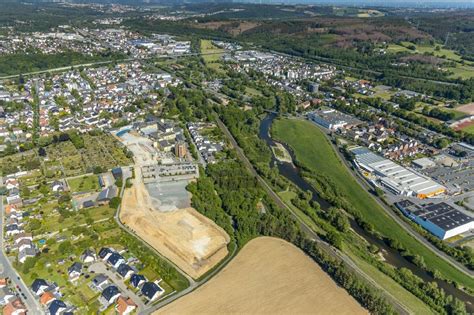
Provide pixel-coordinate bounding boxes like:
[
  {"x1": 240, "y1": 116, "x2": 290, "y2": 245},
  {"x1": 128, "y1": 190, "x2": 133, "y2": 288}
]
[{"x1": 0, "y1": 1, "x2": 473, "y2": 314}]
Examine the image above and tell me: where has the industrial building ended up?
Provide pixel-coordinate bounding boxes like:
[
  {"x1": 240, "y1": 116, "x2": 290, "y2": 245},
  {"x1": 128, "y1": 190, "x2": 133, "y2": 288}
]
[
  {"x1": 307, "y1": 107, "x2": 361, "y2": 130},
  {"x1": 411, "y1": 157, "x2": 436, "y2": 169},
  {"x1": 351, "y1": 147, "x2": 446, "y2": 199},
  {"x1": 396, "y1": 200, "x2": 474, "y2": 240}
]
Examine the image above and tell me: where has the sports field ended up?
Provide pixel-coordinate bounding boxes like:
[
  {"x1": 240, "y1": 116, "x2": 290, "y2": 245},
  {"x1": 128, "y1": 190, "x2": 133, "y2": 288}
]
[
  {"x1": 157, "y1": 237, "x2": 366, "y2": 315},
  {"x1": 272, "y1": 118, "x2": 474, "y2": 290}
]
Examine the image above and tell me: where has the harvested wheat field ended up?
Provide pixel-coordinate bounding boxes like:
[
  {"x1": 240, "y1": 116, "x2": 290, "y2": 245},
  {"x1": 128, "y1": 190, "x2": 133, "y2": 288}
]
[
  {"x1": 157, "y1": 237, "x2": 367, "y2": 315},
  {"x1": 120, "y1": 182, "x2": 230, "y2": 279}
]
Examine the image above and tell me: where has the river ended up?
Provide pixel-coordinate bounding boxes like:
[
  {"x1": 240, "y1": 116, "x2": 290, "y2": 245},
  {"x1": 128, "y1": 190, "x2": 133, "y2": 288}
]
[{"x1": 258, "y1": 114, "x2": 474, "y2": 310}]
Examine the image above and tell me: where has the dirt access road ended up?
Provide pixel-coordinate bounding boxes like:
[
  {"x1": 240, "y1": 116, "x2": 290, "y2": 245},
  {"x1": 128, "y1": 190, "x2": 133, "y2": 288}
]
[
  {"x1": 120, "y1": 182, "x2": 230, "y2": 279},
  {"x1": 118, "y1": 131, "x2": 229, "y2": 279}
]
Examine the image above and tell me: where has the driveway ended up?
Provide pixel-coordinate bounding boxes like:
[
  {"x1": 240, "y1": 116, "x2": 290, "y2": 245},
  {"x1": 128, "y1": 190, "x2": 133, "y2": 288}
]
[{"x1": 87, "y1": 262, "x2": 146, "y2": 312}]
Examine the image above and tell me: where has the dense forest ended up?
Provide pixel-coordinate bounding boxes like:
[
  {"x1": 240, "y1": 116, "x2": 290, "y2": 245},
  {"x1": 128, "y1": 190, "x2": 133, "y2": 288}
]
[
  {"x1": 0, "y1": 51, "x2": 125, "y2": 77},
  {"x1": 408, "y1": 11, "x2": 474, "y2": 58}
]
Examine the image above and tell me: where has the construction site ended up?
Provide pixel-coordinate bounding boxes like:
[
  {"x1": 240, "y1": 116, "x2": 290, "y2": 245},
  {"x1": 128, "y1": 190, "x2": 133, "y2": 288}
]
[{"x1": 117, "y1": 130, "x2": 230, "y2": 279}]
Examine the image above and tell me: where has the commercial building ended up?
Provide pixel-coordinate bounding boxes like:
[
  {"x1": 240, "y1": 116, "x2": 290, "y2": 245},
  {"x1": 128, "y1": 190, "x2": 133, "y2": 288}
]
[
  {"x1": 175, "y1": 142, "x2": 187, "y2": 158},
  {"x1": 412, "y1": 157, "x2": 436, "y2": 169},
  {"x1": 351, "y1": 147, "x2": 446, "y2": 199},
  {"x1": 307, "y1": 107, "x2": 361, "y2": 130},
  {"x1": 396, "y1": 200, "x2": 474, "y2": 240}
]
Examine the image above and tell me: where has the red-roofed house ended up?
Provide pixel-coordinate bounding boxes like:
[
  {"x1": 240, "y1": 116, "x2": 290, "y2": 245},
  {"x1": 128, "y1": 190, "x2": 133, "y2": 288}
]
[
  {"x1": 3, "y1": 298, "x2": 26, "y2": 315},
  {"x1": 115, "y1": 296, "x2": 137, "y2": 315}
]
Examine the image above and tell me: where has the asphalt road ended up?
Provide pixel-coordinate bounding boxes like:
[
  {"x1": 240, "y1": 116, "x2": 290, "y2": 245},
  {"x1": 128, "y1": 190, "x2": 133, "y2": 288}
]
[
  {"x1": 306, "y1": 118, "x2": 474, "y2": 278},
  {"x1": 87, "y1": 262, "x2": 146, "y2": 312},
  {"x1": 0, "y1": 198, "x2": 43, "y2": 314},
  {"x1": 215, "y1": 116, "x2": 411, "y2": 315}
]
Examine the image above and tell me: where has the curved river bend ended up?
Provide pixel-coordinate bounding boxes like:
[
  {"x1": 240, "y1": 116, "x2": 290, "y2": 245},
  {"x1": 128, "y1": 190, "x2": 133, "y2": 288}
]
[{"x1": 259, "y1": 114, "x2": 474, "y2": 310}]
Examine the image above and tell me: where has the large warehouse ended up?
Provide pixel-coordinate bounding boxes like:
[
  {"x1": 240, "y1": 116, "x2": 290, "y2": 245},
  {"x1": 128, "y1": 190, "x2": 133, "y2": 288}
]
[
  {"x1": 307, "y1": 107, "x2": 361, "y2": 130},
  {"x1": 396, "y1": 200, "x2": 474, "y2": 240},
  {"x1": 351, "y1": 147, "x2": 446, "y2": 199}
]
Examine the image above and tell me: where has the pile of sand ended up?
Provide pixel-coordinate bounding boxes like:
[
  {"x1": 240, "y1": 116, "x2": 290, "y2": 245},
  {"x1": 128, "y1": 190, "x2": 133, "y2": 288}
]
[{"x1": 157, "y1": 237, "x2": 367, "y2": 315}]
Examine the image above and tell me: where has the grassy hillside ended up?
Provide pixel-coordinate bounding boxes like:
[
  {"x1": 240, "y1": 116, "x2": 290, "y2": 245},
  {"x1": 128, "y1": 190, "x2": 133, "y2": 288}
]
[{"x1": 272, "y1": 118, "x2": 474, "y2": 290}]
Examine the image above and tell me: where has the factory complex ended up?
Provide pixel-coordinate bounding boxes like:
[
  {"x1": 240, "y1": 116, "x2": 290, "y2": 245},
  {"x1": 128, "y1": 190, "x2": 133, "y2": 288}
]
[{"x1": 351, "y1": 147, "x2": 446, "y2": 199}]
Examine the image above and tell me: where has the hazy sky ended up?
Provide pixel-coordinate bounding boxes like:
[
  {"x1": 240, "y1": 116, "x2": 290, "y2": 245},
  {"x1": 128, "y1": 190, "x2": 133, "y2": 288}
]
[{"x1": 282, "y1": 0, "x2": 474, "y2": 8}]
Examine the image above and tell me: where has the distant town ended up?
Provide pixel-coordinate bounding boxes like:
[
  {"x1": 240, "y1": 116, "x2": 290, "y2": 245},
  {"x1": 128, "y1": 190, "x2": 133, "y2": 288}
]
[{"x1": 0, "y1": 2, "x2": 473, "y2": 315}]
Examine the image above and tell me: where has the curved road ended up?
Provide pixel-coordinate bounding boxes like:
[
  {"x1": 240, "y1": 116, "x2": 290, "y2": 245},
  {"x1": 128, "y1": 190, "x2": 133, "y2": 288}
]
[{"x1": 113, "y1": 166, "x2": 239, "y2": 314}]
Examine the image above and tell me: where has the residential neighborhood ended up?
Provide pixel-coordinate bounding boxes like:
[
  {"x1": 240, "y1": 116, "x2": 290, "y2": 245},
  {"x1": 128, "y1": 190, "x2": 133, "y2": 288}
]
[{"x1": 0, "y1": 2, "x2": 474, "y2": 315}]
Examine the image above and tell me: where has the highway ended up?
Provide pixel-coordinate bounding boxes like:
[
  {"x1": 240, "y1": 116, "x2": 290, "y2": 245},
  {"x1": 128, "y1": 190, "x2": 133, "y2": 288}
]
[
  {"x1": 215, "y1": 116, "x2": 411, "y2": 315},
  {"x1": 0, "y1": 198, "x2": 43, "y2": 314}
]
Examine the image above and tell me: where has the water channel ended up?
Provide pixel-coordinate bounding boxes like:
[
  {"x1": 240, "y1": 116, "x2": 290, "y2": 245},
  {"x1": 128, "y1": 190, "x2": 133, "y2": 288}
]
[{"x1": 258, "y1": 114, "x2": 474, "y2": 310}]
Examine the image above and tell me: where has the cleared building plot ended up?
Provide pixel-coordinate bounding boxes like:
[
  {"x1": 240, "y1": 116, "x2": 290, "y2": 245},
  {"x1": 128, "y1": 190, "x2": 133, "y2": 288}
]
[
  {"x1": 117, "y1": 130, "x2": 230, "y2": 279},
  {"x1": 120, "y1": 181, "x2": 230, "y2": 279},
  {"x1": 396, "y1": 200, "x2": 474, "y2": 240},
  {"x1": 157, "y1": 237, "x2": 367, "y2": 315},
  {"x1": 456, "y1": 103, "x2": 474, "y2": 115}
]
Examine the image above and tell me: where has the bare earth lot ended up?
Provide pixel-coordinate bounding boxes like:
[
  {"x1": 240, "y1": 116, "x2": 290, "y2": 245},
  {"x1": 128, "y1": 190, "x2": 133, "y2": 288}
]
[
  {"x1": 157, "y1": 237, "x2": 367, "y2": 315},
  {"x1": 118, "y1": 131, "x2": 230, "y2": 279},
  {"x1": 456, "y1": 103, "x2": 474, "y2": 115},
  {"x1": 120, "y1": 182, "x2": 230, "y2": 279}
]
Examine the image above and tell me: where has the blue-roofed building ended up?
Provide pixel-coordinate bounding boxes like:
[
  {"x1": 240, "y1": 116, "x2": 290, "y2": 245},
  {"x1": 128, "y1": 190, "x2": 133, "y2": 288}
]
[
  {"x1": 92, "y1": 274, "x2": 109, "y2": 291},
  {"x1": 130, "y1": 274, "x2": 146, "y2": 289},
  {"x1": 48, "y1": 299, "x2": 67, "y2": 315},
  {"x1": 107, "y1": 252, "x2": 125, "y2": 269},
  {"x1": 98, "y1": 175, "x2": 105, "y2": 188},
  {"x1": 117, "y1": 264, "x2": 133, "y2": 279},
  {"x1": 31, "y1": 278, "x2": 49, "y2": 296},
  {"x1": 97, "y1": 186, "x2": 118, "y2": 204},
  {"x1": 111, "y1": 167, "x2": 123, "y2": 180},
  {"x1": 100, "y1": 285, "x2": 120, "y2": 306},
  {"x1": 67, "y1": 262, "x2": 82, "y2": 281},
  {"x1": 82, "y1": 200, "x2": 95, "y2": 209},
  {"x1": 98, "y1": 247, "x2": 113, "y2": 261},
  {"x1": 141, "y1": 282, "x2": 164, "y2": 301}
]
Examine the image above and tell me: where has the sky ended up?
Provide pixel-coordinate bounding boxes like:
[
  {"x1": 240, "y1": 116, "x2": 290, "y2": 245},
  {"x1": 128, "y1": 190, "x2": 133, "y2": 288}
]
[{"x1": 245, "y1": 0, "x2": 474, "y2": 8}]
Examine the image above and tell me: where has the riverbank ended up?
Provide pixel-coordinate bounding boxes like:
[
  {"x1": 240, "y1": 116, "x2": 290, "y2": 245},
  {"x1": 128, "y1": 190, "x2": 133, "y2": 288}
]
[{"x1": 271, "y1": 118, "x2": 474, "y2": 291}]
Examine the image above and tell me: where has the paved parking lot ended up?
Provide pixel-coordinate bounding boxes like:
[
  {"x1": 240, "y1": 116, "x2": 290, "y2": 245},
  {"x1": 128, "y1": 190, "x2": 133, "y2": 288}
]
[{"x1": 423, "y1": 164, "x2": 474, "y2": 192}]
